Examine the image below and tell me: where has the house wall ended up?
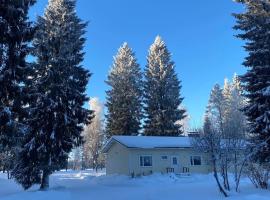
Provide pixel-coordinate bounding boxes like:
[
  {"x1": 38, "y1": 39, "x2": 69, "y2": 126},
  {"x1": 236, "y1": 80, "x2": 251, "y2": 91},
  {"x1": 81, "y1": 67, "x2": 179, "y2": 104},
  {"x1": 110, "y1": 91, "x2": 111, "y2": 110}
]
[
  {"x1": 105, "y1": 143, "x2": 212, "y2": 176},
  {"x1": 128, "y1": 148, "x2": 212, "y2": 176},
  {"x1": 105, "y1": 142, "x2": 129, "y2": 175}
]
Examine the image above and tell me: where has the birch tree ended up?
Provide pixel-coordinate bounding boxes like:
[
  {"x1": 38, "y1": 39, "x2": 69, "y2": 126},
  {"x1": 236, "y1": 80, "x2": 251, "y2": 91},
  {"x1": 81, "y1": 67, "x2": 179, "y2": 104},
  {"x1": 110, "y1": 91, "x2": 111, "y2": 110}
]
[
  {"x1": 192, "y1": 114, "x2": 228, "y2": 197},
  {"x1": 82, "y1": 98, "x2": 105, "y2": 170}
]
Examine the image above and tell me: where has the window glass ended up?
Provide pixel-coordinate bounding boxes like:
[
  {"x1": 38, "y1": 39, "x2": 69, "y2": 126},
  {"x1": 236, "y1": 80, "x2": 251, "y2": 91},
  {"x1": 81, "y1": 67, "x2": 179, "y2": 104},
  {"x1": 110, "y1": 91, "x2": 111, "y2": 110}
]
[
  {"x1": 190, "y1": 156, "x2": 201, "y2": 166},
  {"x1": 193, "y1": 156, "x2": 201, "y2": 165},
  {"x1": 161, "y1": 156, "x2": 168, "y2": 160},
  {"x1": 140, "y1": 156, "x2": 152, "y2": 167},
  {"x1": 172, "y1": 157, "x2": 177, "y2": 165}
]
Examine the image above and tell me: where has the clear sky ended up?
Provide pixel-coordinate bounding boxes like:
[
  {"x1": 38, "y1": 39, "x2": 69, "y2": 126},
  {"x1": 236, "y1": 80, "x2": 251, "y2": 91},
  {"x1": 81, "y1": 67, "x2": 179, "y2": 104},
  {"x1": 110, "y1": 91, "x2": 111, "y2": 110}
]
[{"x1": 29, "y1": 0, "x2": 247, "y2": 128}]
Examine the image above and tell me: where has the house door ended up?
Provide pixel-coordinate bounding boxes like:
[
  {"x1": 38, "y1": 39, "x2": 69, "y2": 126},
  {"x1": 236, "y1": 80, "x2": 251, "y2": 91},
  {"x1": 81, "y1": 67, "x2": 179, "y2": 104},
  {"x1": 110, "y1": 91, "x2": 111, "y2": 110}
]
[{"x1": 171, "y1": 156, "x2": 179, "y2": 172}]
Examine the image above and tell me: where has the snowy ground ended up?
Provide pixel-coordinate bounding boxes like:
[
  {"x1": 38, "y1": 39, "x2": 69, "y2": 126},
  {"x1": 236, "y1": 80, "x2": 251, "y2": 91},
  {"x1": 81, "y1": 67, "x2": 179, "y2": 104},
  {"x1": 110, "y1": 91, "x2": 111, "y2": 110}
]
[{"x1": 0, "y1": 170, "x2": 270, "y2": 200}]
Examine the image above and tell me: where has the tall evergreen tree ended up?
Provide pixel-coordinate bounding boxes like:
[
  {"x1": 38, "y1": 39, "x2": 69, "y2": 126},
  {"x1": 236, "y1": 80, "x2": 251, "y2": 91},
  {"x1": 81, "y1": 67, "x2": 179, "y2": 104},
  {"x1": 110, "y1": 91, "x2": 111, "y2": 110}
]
[
  {"x1": 143, "y1": 36, "x2": 185, "y2": 136},
  {"x1": 234, "y1": 0, "x2": 270, "y2": 163},
  {"x1": 0, "y1": 0, "x2": 36, "y2": 174},
  {"x1": 105, "y1": 43, "x2": 143, "y2": 137},
  {"x1": 12, "y1": 0, "x2": 92, "y2": 190}
]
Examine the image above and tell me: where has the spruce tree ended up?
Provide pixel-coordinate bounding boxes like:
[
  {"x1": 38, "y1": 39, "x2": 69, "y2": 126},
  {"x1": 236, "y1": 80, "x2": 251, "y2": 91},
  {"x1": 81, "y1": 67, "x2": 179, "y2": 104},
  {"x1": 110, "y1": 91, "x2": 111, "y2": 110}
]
[
  {"x1": 143, "y1": 36, "x2": 185, "y2": 136},
  {"x1": 0, "y1": 0, "x2": 36, "y2": 174},
  {"x1": 12, "y1": 0, "x2": 92, "y2": 190},
  {"x1": 234, "y1": 0, "x2": 270, "y2": 163},
  {"x1": 105, "y1": 43, "x2": 143, "y2": 137}
]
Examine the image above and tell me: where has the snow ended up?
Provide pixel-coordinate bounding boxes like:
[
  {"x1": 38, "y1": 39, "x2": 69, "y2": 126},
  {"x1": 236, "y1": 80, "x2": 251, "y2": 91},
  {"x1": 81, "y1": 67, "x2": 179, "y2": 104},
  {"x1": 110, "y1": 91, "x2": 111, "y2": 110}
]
[
  {"x1": 262, "y1": 86, "x2": 270, "y2": 96},
  {"x1": 1, "y1": 170, "x2": 270, "y2": 200},
  {"x1": 103, "y1": 136, "x2": 192, "y2": 152}
]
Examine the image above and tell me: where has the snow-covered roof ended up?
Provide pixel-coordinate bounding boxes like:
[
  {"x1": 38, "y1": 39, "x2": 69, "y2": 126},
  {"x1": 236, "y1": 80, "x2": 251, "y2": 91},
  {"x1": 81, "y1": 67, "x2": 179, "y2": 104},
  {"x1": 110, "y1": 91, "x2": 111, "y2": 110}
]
[{"x1": 102, "y1": 136, "x2": 192, "y2": 153}]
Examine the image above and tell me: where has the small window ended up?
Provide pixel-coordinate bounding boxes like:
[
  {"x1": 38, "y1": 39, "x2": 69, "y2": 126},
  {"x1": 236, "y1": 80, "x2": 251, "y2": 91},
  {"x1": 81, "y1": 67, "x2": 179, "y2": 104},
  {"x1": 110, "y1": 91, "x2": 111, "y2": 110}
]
[
  {"x1": 161, "y1": 156, "x2": 168, "y2": 160},
  {"x1": 172, "y1": 157, "x2": 178, "y2": 165},
  {"x1": 190, "y1": 156, "x2": 202, "y2": 166},
  {"x1": 140, "y1": 156, "x2": 152, "y2": 167}
]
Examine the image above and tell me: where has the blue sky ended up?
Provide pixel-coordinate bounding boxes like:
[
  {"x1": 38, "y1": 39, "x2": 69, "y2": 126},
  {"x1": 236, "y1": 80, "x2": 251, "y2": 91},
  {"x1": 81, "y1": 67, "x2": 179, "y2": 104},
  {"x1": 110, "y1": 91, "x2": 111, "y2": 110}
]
[{"x1": 29, "y1": 0, "x2": 246, "y2": 128}]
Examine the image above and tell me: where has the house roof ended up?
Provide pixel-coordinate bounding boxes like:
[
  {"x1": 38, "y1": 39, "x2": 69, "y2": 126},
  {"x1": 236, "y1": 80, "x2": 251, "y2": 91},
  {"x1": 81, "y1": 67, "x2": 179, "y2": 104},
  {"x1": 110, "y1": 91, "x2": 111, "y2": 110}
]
[{"x1": 102, "y1": 136, "x2": 192, "y2": 153}]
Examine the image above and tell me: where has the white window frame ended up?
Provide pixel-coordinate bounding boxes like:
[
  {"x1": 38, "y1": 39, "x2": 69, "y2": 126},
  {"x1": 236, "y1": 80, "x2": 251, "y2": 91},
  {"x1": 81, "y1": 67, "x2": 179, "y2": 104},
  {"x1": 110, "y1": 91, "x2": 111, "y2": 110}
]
[
  {"x1": 139, "y1": 155, "x2": 152, "y2": 167},
  {"x1": 190, "y1": 155, "x2": 202, "y2": 166}
]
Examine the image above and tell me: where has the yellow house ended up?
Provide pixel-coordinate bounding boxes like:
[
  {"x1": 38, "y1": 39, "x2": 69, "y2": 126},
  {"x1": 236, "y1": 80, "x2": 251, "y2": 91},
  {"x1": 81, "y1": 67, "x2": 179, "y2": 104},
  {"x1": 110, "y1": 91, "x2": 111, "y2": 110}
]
[{"x1": 102, "y1": 136, "x2": 212, "y2": 176}]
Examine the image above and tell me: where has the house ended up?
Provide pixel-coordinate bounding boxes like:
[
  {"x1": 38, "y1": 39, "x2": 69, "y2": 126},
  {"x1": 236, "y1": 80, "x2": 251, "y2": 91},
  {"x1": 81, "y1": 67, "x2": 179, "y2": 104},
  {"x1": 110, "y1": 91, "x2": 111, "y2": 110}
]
[{"x1": 102, "y1": 136, "x2": 212, "y2": 176}]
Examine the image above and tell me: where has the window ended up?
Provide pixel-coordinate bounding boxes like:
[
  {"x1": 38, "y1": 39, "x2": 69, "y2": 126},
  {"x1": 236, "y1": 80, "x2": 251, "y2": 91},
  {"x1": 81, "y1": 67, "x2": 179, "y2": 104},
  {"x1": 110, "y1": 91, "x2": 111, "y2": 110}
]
[
  {"x1": 161, "y1": 155, "x2": 168, "y2": 160},
  {"x1": 190, "y1": 156, "x2": 202, "y2": 166},
  {"x1": 140, "y1": 156, "x2": 152, "y2": 167},
  {"x1": 172, "y1": 157, "x2": 178, "y2": 165}
]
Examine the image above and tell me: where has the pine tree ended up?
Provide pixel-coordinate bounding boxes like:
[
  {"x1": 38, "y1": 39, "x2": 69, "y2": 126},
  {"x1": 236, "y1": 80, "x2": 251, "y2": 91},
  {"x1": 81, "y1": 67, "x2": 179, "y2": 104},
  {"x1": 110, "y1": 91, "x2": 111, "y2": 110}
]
[
  {"x1": 234, "y1": 0, "x2": 270, "y2": 163},
  {"x1": 105, "y1": 43, "x2": 143, "y2": 137},
  {"x1": 0, "y1": 0, "x2": 36, "y2": 176},
  {"x1": 144, "y1": 36, "x2": 185, "y2": 136},
  {"x1": 12, "y1": 0, "x2": 92, "y2": 190}
]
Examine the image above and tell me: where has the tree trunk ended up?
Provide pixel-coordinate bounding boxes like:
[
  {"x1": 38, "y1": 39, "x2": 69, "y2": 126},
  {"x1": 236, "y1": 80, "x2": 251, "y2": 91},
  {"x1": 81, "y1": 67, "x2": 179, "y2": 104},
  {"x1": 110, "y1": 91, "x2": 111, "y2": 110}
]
[
  {"x1": 40, "y1": 170, "x2": 50, "y2": 190},
  {"x1": 221, "y1": 159, "x2": 230, "y2": 191},
  {"x1": 225, "y1": 164, "x2": 230, "y2": 191},
  {"x1": 235, "y1": 159, "x2": 246, "y2": 192},
  {"x1": 93, "y1": 153, "x2": 99, "y2": 172},
  {"x1": 234, "y1": 153, "x2": 238, "y2": 183},
  {"x1": 212, "y1": 155, "x2": 228, "y2": 197},
  {"x1": 221, "y1": 166, "x2": 227, "y2": 189},
  {"x1": 7, "y1": 170, "x2": 10, "y2": 179},
  {"x1": 213, "y1": 171, "x2": 228, "y2": 197}
]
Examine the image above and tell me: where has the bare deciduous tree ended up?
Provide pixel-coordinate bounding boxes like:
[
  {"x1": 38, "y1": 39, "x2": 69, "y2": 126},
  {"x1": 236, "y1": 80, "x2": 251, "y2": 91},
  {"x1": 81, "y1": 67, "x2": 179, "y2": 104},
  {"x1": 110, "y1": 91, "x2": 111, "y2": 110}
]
[
  {"x1": 82, "y1": 98, "x2": 105, "y2": 170},
  {"x1": 192, "y1": 115, "x2": 228, "y2": 197}
]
